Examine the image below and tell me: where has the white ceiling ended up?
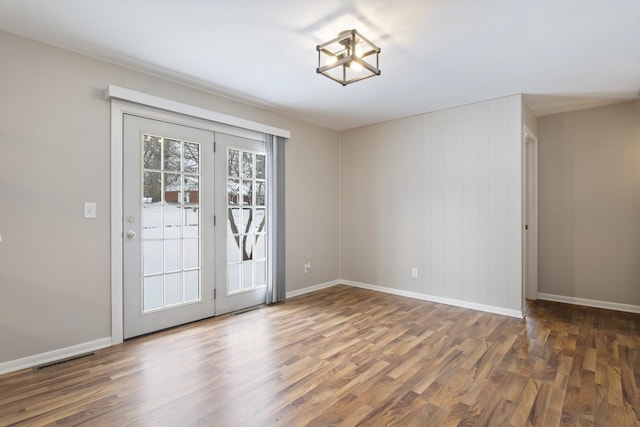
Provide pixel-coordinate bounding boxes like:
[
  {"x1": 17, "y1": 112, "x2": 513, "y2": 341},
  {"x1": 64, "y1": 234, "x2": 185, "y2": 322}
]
[{"x1": 1, "y1": 0, "x2": 639, "y2": 130}]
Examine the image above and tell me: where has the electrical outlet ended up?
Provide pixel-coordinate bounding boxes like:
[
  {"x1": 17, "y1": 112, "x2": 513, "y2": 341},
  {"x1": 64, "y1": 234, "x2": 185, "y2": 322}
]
[
  {"x1": 411, "y1": 268, "x2": 418, "y2": 278},
  {"x1": 304, "y1": 262, "x2": 311, "y2": 273}
]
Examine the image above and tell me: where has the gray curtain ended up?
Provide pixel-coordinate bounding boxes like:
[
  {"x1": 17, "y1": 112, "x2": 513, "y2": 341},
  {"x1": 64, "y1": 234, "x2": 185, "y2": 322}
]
[{"x1": 266, "y1": 135, "x2": 286, "y2": 304}]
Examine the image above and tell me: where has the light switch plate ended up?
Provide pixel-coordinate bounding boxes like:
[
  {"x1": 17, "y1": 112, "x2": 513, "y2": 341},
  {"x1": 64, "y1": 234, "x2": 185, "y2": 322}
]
[{"x1": 84, "y1": 202, "x2": 97, "y2": 219}]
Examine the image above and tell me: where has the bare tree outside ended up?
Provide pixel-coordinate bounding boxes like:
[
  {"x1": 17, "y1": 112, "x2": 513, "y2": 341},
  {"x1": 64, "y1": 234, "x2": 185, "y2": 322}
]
[
  {"x1": 227, "y1": 149, "x2": 266, "y2": 262},
  {"x1": 143, "y1": 136, "x2": 200, "y2": 205},
  {"x1": 143, "y1": 136, "x2": 162, "y2": 203}
]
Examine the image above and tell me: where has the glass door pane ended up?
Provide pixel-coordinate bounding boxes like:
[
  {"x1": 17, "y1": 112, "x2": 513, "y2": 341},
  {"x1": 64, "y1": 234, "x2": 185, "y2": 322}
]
[
  {"x1": 142, "y1": 134, "x2": 201, "y2": 312},
  {"x1": 226, "y1": 146, "x2": 267, "y2": 295}
]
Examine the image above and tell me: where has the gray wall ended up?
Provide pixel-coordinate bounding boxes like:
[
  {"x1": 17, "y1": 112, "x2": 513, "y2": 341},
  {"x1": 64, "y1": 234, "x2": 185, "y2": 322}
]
[
  {"x1": 538, "y1": 101, "x2": 640, "y2": 306},
  {"x1": 0, "y1": 31, "x2": 340, "y2": 364},
  {"x1": 340, "y1": 96, "x2": 523, "y2": 313}
]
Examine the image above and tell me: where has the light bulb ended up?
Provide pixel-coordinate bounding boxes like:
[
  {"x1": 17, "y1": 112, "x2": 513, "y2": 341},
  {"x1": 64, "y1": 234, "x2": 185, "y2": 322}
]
[
  {"x1": 350, "y1": 60, "x2": 363, "y2": 72},
  {"x1": 349, "y1": 44, "x2": 363, "y2": 71}
]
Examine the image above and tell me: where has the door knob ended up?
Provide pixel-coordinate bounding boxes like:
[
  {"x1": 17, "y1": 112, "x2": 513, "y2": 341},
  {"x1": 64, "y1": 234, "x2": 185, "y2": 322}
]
[{"x1": 126, "y1": 230, "x2": 136, "y2": 239}]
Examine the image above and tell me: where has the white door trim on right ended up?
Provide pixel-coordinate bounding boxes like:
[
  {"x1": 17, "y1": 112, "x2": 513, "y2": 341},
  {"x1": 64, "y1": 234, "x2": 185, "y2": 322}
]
[{"x1": 522, "y1": 125, "x2": 539, "y2": 302}]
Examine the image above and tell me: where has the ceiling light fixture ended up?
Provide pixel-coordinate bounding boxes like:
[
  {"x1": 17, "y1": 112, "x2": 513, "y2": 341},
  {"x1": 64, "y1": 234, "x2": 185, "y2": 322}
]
[{"x1": 316, "y1": 29, "x2": 381, "y2": 86}]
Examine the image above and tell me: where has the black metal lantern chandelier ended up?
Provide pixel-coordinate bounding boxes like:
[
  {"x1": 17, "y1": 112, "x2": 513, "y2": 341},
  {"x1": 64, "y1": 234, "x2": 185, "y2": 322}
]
[{"x1": 316, "y1": 29, "x2": 381, "y2": 86}]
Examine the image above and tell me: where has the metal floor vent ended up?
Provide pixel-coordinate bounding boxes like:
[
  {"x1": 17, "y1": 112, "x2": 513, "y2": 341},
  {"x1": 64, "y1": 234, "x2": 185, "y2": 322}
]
[
  {"x1": 32, "y1": 352, "x2": 95, "y2": 371},
  {"x1": 230, "y1": 305, "x2": 262, "y2": 316}
]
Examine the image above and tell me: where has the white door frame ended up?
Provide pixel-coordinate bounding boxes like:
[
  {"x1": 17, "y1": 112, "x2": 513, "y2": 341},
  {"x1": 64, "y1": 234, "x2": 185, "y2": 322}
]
[
  {"x1": 522, "y1": 125, "x2": 539, "y2": 303},
  {"x1": 108, "y1": 89, "x2": 288, "y2": 345}
]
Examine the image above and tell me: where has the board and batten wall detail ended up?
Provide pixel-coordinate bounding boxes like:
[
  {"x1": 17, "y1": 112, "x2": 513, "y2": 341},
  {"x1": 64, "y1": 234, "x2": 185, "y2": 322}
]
[{"x1": 340, "y1": 95, "x2": 523, "y2": 315}]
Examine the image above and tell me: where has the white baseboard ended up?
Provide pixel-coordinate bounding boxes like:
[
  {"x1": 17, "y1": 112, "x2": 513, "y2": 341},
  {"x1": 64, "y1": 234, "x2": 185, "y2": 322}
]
[
  {"x1": 341, "y1": 280, "x2": 523, "y2": 318},
  {"x1": 0, "y1": 281, "x2": 531, "y2": 375},
  {"x1": 537, "y1": 293, "x2": 640, "y2": 314},
  {"x1": 286, "y1": 280, "x2": 341, "y2": 299},
  {"x1": 0, "y1": 337, "x2": 112, "y2": 376}
]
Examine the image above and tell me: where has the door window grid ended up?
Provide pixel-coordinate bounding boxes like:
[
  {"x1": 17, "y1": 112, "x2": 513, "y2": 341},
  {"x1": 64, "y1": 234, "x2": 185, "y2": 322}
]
[
  {"x1": 227, "y1": 148, "x2": 267, "y2": 295},
  {"x1": 141, "y1": 134, "x2": 202, "y2": 313}
]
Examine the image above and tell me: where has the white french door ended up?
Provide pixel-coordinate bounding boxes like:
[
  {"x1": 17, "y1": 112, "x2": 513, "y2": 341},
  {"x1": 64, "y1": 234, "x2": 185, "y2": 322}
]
[
  {"x1": 214, "y1": 133, "x2": 268, "y2": 314},
  {"x1": 123, "y1": 115, "x2": 216, "y2": 339}
]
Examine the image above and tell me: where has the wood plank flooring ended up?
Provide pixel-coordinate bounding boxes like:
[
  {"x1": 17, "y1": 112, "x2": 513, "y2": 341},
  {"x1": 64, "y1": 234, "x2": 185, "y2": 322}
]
[{"x1": 1, "y1": 285, "x2": 639, "y2": 426}]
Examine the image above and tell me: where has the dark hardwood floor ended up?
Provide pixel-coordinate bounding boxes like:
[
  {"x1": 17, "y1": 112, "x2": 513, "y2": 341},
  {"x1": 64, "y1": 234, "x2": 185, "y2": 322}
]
[{"x1": 1, "y1": 285, "x2": 639, "y2": 426}]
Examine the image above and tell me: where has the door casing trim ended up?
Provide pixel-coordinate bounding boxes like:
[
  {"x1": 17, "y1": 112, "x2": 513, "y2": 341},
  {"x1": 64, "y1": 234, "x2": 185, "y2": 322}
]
[{"x1": 106, "y1": 85, "x2": 290, "y2": 138}]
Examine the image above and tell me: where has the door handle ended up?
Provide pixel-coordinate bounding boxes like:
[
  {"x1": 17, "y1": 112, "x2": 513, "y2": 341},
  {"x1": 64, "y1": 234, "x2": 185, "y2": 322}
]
[{"x1": 126, "y1": 230, "x2": 136, "y2": 240}]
